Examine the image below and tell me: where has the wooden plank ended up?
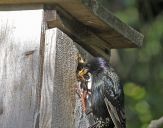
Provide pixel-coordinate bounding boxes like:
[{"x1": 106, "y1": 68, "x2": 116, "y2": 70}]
[
  {"x1": 40, "y1": 28, "x2": 92, "y2": 128},
  {"x1": 44, "y1": 8, "x2": 111, "y2": 61},
  {"x1": 52, "y1": 28, "x2": 79, "y2": 127},
  {"x1": 0, "y1": 5, "x2": 43, "y2": 128},
  {"x1": 40, "y1": 28, "x2": 78, "y2": 128},
  {"x1": 81, "y1": 0, "x2": 144, "y2": 48},
  {"x1": 39, "y1": 29, "x2": 57, "y2": 128},
  {"x1": 0, "y1": 0, "x2": 144, "y2": 48}
]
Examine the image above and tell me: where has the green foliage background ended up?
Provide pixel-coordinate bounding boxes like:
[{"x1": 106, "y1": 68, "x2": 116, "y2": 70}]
[{"x1": 101, "y1": 0, "x2": 163, "y2": 127}]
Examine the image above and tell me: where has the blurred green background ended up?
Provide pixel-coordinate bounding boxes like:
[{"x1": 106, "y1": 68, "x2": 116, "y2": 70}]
[{"x1": 101, "y1": 0, "x2": 163, "y2": 128}]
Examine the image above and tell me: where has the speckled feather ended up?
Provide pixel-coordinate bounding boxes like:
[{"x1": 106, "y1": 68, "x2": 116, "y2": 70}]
[{"x1": 85, "y1": 57, "x2": 126, "y2": 128}]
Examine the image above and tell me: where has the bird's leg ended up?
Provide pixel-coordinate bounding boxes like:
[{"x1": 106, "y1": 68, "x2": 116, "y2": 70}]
[
  {"x1": 82, "y1": 87, "x2": 92, "y2": 113},
  {"x1": 75, "y1": 82, "x2": 88, "y2": 112},
  {"x1": 76, "y1": 66, "x2": 90, "y2": 112},
  {"x1": 81, "y1": 90, "x2": 88, "y2": 112}
]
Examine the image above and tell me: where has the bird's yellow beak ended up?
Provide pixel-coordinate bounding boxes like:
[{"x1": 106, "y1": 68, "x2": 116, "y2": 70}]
[{"x1": 78, "y1": 68, "x2": 88, "y2": 77}]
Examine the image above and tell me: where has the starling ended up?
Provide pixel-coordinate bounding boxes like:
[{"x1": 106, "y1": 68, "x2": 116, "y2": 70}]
[{"x1": 78, "y1": 57, "x2": 126, "y2": 128}]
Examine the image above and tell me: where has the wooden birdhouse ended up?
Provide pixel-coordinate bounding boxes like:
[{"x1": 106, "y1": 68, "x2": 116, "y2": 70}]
[{"x1": 0, "y1": 1, "x2": 143, "y2": 128}]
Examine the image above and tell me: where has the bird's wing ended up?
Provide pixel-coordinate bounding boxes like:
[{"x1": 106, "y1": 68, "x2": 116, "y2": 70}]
[
  {"x1": 104, "y1": 97, "x2": 122, "y2": 128},
  {"x1": 103, "y1": 76, "x2": 126, "y2": 128}
]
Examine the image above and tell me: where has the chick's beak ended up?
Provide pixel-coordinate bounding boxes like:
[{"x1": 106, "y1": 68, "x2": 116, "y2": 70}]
[{"x1": 78, "y1": 68, "x2": 88, "y2": 78}]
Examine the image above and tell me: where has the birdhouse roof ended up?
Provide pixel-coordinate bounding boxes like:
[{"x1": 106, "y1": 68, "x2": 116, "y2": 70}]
[{"x1": 0, "y1": 0, "x2": 144, "y2": 58}]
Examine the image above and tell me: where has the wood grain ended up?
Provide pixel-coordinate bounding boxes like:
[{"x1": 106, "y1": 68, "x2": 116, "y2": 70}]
[
  {"x1": 39, "y1": 28, "x2": 57, "y2": 128},
  {"x1": 39, "y1": 28, "x2": 93, "y2": 128},
  {"x1": 44, "y1": 9, "x2": 111, "y2": 61},
  {"x1": 0, "y1": 5, "x2": 43, "y2": 128},
  {"x1": 40, "y1": 28, "x2": 79, "y2": 128},
  {"x1": 0, "y1": 1, "x2": 144, "y2": 49}
]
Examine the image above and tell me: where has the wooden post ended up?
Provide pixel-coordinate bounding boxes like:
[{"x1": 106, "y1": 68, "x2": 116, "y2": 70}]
[
  {"x1": 0, "y1": 5, "x2": 43, "y2": 128},
  {"x1": 39, "y1": 28, "x2": 94, "y2": 128}
]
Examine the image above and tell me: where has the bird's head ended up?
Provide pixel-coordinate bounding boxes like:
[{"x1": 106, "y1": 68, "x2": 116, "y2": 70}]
[
  {"x1": 85, "y1": 57, "x2": 109, "y2": 74},
  {"x1": 77, "y1": 57, "x2": 109, "y2": 78}
]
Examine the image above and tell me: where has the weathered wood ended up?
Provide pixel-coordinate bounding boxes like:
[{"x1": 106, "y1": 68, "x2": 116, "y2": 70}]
[
  {"x1": 44, "y1": 8, "x2": 111, "y2": 61},
  {"x1": 39, "y1": 28, "x2": 92, "y2": 128},
  {"x1": 82, "y1": 0, "x2": 144, "y2": 48},
  {"x1": 39, "y1": 29, "x2": 58, "y2": 128},
  {"x1": 0, "y1": 5, "x2": 43, "y2": 128},
  {"x1": 52, "y1": 28, "x2": 89, "y2": 128},
  {"x1": 0, "y1": 0, "x2": 144, "y2": 48}
]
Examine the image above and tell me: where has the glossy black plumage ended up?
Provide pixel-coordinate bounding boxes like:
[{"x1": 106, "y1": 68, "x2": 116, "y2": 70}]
[{"x1": 83, "y1": 57, "x2": 126, "y2": 128}]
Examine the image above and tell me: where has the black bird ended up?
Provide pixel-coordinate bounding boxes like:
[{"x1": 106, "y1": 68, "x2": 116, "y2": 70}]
[{"x1": 78, "y1": 57, "x2": 126, "y2": 128}]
